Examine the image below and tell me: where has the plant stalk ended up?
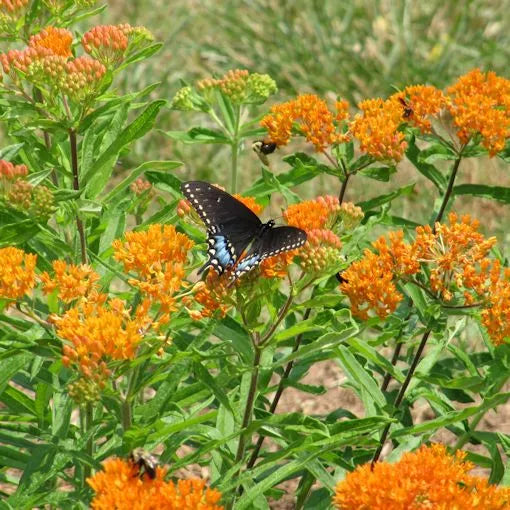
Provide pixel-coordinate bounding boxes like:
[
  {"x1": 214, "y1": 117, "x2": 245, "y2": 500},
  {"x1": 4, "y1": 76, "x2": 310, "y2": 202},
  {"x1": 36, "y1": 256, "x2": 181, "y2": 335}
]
[
  {"x1": 247, "y1": 307, "x2": 311, "y2": 469},
  {"x1": 230, "y1": 105, "x2": 241, "y2": 194},
  {"x1": 371, "y1": 329, "x2": 431, "y2": 466},
  {"x1": 69, "y1": 129, "x2": 87, "y2": 264},
  {"x1": 339, "y1": 173, "x2": 350, "y2": 204},
  {"x1": 84, "y1": 402, "x2": 94, "y2": 479},
  {"x1": 433, "y1": 155, "x2": 462, "y2": 229}
]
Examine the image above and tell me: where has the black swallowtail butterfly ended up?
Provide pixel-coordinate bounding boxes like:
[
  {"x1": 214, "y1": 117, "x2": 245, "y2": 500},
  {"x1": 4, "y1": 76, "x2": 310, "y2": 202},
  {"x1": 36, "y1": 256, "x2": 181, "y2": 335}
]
[{"x1": 181, "y1": 181, "x2": 307, "y2": 281}]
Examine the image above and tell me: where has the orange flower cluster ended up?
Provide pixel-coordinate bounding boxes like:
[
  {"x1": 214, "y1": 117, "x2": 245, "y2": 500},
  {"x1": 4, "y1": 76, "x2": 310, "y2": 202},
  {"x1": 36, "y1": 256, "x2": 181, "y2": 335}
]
[
  {"x1": 0, "y1": 0, "x2": 29, "y2": 34},
  {"x1": 0, "y1": 25, "x2": 107, "y2": 103},
  {"x1": 480, "y1": 260, "x2": 510, "y2": 345},
  {"x1": 414, "y1": 213, "x2": 497, "y2": 302},
  {"x1": 88, "y1": 457, "x2": 223, "y2": 510},
  {"x1": 5, "y1": 178, "x2": 54, "y2": 219},
  {"x1": 40, "y1": 260, "x2": 99, "y2": 303},
  {"x1": 113, "y1": 224, "x2": 194, "y2": 313},
  {"x1": 29, "y1": 26, "x2": 72, "y2": 57},
  {"x1": 0, "y1": 247, "x2": 36, "y2": 303},
  {"x1": 261, "y1": 94, "x2": 349, "y2": 152},
  {"x1": 334, "y1": 444, "x2": 510, "y2": 510},
  {"x1": 341, "y1": 214, "x2": 510, "y2": 344},
  {"x1": 350, "y1": 97, "x2": 407, "y2": 162},
  {"x1": 0, "y1": 159, "x2": 27, "y2": 180},
  {"x1": 130, "y1": 177, "x2": 152, "y2": 195},
  {"x1": 54, "y1": 295, "x2": 149, "y2": 382},
  {"x1": 59, "y1": 56, "x2": 106, "y2": 102},
  {"x1": 82, "y1": 24, "x2": 130, "y2": 67},
  {"x1": 284, "y1": 195, "x2": 341, "y2": 231},
  {"x1": 392, "y1": 84, "x2": 446, "y2": 133},
  {"x1": 187, "y1": 273, "x2": 232, "y2": 320},
  {"x1": 284, "y1": 195, "x2": 344, "y2": 274},
  {"x1": 340, "y1": 237, "x2": 408, "y2": 320},
  {"x1": 0, "y1": 0, "x2": 28, "y2": 15},
  {"x1": 447, "y1": 69, "x2": 510, "y2": 156}
]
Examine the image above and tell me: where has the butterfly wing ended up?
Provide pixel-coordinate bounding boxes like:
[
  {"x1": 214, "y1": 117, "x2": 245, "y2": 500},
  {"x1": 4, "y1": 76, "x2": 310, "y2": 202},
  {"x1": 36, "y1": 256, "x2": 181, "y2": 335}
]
[
  {"x1": 232, "y1": 226, "x2": 307, "y2": 280},
  {"x1": 181, "y1": 181, "x2": 262, "y2": 275}
]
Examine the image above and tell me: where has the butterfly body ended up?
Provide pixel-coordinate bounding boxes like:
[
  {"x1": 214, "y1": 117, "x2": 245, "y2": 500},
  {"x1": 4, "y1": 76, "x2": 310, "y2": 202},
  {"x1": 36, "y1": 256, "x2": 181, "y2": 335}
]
[{"x1": 181, "y1": 181, "x2": 306, "y2": 281}]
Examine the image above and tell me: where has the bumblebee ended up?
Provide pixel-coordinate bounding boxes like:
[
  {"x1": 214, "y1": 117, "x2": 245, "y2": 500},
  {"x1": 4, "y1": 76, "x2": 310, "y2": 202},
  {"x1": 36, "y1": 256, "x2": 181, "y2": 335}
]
[
  {"x1": 398, "y1": 97, "x2": 413, "y2": 119},
  {"x1": 252, "y1": 140, "x2": 277, "y2": 165},
  {"x1": 129, "y1": 448, "x2": 158, "y2": 480},
  {"x1": 336, "y1": 271, "x2": 348, "y2": 284}
]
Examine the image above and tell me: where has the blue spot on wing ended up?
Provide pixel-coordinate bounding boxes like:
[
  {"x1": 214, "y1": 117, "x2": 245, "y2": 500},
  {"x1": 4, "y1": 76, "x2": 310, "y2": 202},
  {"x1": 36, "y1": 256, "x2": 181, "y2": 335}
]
[
  {"x1": 236, "y1": 255, "x2": 260, "y2": 274},
  {"x1": 211, "y1": 235, "x2": 235, "y2": 269}
]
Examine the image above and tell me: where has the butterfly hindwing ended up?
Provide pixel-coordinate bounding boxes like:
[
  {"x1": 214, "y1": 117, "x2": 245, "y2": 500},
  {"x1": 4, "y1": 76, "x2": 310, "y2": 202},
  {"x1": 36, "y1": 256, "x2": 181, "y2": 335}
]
[{"x1": 233, "y1": 226, "x2": 307, "y2": 279}]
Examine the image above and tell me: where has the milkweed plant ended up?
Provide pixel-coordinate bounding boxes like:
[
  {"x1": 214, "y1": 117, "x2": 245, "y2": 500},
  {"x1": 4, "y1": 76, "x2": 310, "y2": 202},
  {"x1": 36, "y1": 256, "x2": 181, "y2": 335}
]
[{"x1": 2, "y1": 1, "x2": 510, "y2": 509}]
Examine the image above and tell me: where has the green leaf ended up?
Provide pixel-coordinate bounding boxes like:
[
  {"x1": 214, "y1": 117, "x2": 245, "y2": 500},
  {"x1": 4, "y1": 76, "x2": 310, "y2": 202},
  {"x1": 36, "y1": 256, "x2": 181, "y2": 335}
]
[
  {"x1": 117, "y1": 43, "x2": 164, "y2": 71},
  {"x1": 192, "y1": 361, "x2": 237, "y2": 419},
  {"x1": 359, "y1": 166, "x2": 396, "y2": 182},
  {"x1": 84, "y1": 100, "x2": 165, "y2": 198},
  {"x1": 164, "y1": 127, "x2": 230, "y2": 144},
  {"x1": 453, "y1": 184, "x2": 510, "y2": 204},
  {"x1": 103, "y1": 160, "x2": 182, "y2": 202},
  {"x1": 347, "y1": 337, "x2": 405, "y2": 383},
  {"x1": 336, "y1": 345, "x2": 386, "y2": 409},
  {"x1": 357, "y1": 184, "x2": 415, "y2": 212},
  {"x1": 392, "y1": 393, "x2": 510, "y2": 438},
  {"x1": 406, "y1": 136, "x2": 446, "y2": 190},
  {"x1": 0, "y1": 143, "x2": 24, "y2": 161}
]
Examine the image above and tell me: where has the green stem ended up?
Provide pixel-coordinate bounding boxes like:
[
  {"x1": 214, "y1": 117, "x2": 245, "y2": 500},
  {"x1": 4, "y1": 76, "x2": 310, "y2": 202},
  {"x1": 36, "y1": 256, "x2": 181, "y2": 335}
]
[
  {"x1": 230, "y1": 105, "x2": 241, "y2": 194},
  {"x1": 69, "y1": 129, "x2": 87, "y2": 264},
  {"x1": 247, "y1": 307, "x2": 311, "y2": 469},
  {"x1": 228, "y1": 344, "x2": 262, "y2": 510},
  {"x1": 338, "y1": 172, "x2": 350, "y2": 204},
  {"x1": 372, "y1": 329, "x2": 431, "y2": 466},
  {"x1": 433, "y1": 154, "x2": 462, "y2": 229},
  {"x1": 84, "y1": 402, "x2": 94, "y2": 479}
]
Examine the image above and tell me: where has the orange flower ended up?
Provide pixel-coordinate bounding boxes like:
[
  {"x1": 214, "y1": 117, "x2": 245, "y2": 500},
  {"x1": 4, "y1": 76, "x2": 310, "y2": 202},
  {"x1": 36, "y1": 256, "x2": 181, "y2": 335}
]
[
  {"x1": 480, "y1": 261, "x2": 510, "y2": 345},
  {"x1": 88, "y1": 457, "x2": 223, "y2": 510},
  {"x1": 0, "y1": 46, "x2": 53, "y2": 76},
  {"x1": 0, "y1": 247, "x2": 36, "y2": 303},
  {"x1": 53, "y1": 297, "x2": 149, "y2": 382},
  {"x1": 82, "y1": 24, "x2": 129, "y2": 67},
  {"x1": 261, "y1": 94, "x2": 348, "y2": 152},
  {"x1": 29, "y1": 26, "x2": 73, "y2": 58},
  {"x1": 39, "y1": 260, "x2": 99, "y2": 303},
  {"x1": 447, "y1": 69, "x2": 510, "y2": 156},
  {"x1": 60, "y1": 56, "x2": 106, "y2": 102},
  {"x1": 0, "y1": 0, "x2": 29, "y2": 33},
  {"x1": 299, "y1": 229, "x2": 342, "y2": 274},
  {"x1": 284, "y1": 195, "x2": 341, "y2": 232},
  {"x1": 334, "y1": 443, "x2": 510, "y2": 510},
  {"x1": 260, "y1": 251, "x2": 296, "y2": 279},
  {"x1": 113, "y1": 224, "x2": 193, "y2": 312},
  {"x1": 349, "y1": 97, "x2": 407, "y2": 162},
  {"x1": 284, "y1": 196, "x2": 343, "y2": 275},
  {"x1": 189, "y1": 273, "x2": 232, "y2": 320},
  {"x1": 340, "y1": 249, "x2": 402, "y2": 320},
  {"x1": 414, "y1": 213, "x2": 497, "y2": 301},
  {"x1": 0, "y1": 160, "x2": 27, "y2": 179},
  {"x1": 341, "y1": 214, "x2": 502, "y2": 321},
  {"x1": 392, "y1": 85, "x2": 446, "y2": 133}
]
